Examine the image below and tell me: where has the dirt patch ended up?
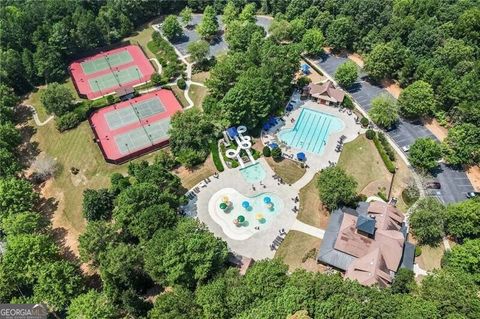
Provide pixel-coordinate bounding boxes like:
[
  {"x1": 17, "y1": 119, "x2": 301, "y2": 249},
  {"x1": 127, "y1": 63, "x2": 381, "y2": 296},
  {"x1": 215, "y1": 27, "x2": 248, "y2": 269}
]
[
  {"x1": 361, "y1": 179, "x2": 389, "y2": 197},
  {"x1": 71, "y1": 170, "x2": 88, "y2": 187},
  {"x1": 40, "y1": 179, "x2": 82, "y2": 259},
  {"x1": 380, "y1": 79, "x2": 402, "y2": 99},
  {"x1": 347, "y1": 53, "x2": 364, "y2": 68},
  {"x1": 466, "y1": 166, "x2": 480, "y2": 191},
  {"x1": 174, "y1": 155, "x2": 217, "y2": 190},
  {"x1": 423, "y1": 118, "x2": 448, "y2": 141}
]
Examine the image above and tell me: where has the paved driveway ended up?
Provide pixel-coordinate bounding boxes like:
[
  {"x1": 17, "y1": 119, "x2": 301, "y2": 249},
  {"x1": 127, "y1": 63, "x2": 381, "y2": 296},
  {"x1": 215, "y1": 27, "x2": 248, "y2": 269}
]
[{"x1": 317, "y1": 54, "x2": 474, "y2": 203}]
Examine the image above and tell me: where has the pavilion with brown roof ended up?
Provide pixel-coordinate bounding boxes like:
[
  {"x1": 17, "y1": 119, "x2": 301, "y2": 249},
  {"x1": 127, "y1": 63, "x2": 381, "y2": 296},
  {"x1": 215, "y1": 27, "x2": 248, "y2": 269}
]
[
  {"x1": 317, "y1": 201, "x2": 415, "y2": 287},
  {"x1": 305, "y1": 80, "x2": 345, "y2": 106}
]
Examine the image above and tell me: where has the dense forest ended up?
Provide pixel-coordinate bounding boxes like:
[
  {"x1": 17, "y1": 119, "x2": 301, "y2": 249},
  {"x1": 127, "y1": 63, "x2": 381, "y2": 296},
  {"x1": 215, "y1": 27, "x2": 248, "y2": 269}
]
[{"x1": 1, "y1": 0, "x2": 480, "y2": 318}]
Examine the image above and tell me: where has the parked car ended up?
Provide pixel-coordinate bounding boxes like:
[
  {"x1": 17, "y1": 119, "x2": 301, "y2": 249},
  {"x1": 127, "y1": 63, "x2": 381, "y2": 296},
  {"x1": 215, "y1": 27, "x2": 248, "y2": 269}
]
[
  {"x1": 425, "y1": 182, "x2": 441, "y2": 189},
  {"x1": 466, "y1": 192, "x2": 480, "y2": 198},
  {"x1": 402, "y1": 145, "x2": 410, "y2": 152}
]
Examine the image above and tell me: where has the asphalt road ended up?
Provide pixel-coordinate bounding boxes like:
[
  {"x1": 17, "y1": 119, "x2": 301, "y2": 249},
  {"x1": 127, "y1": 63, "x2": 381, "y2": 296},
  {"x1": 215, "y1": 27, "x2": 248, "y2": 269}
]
[{"x1": 317, "y1": 54, "x2": 474, "y2": 203}]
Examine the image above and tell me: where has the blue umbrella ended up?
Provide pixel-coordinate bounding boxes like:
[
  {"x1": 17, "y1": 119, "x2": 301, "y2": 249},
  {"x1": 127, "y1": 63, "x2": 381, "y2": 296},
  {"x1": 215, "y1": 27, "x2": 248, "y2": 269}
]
[
  {"x1": 242, "y1": 201, "x2": 250, "y2": 209},
  {"x1": 297, "y1": 152, "x2": 306, "y2": 161},
  {"x1": 301, "y1": 64, "x2": 310, "y2": 74},
  {"x1": 262, "y1": 123, "x2": 270, "y2": 131},
  {"x1": 263, "y1": 196, "x2": 271, "y2": 204},
  {"x1": 269, "y1": 143, "x2": 278, "y2": 149},
  {"x1": 286, "y1": 105, "x2": 293, "y2": 111}
]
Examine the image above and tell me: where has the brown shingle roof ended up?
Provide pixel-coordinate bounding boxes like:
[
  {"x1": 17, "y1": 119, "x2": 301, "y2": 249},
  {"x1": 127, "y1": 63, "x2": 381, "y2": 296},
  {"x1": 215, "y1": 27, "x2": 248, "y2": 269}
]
[
  {"x1": 307, "y1": 81, "x2": 345, "y2": 103},
  {"x1": 331, "y1": 201, "x2": 406, "y2": 286}
]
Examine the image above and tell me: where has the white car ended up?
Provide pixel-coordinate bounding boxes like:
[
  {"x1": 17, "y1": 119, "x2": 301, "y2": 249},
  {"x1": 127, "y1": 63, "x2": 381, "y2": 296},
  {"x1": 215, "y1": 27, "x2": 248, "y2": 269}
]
[{"x1": 402, "y1": 145, "x2": 410, "y2": 152}]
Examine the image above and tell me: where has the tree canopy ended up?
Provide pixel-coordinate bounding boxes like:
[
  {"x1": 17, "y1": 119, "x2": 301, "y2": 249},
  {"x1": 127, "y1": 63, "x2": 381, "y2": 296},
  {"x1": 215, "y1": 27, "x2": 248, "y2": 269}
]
[
  {"x1": 196, "y1": 6, "x2": 218, "y2": 40},
  {"x1": 408, "y1": 138, "x2": 442, "y2": 172},
  {"x1": 316, "y1": 166, "x2": 358, "y2": 210},
  {"x1": 409, "y1": 198, "x2": 445, "y2": 246},
  {"x1": 368, "y1": 94, "x2": 399, "y2": 129},
  {"x1": 398, "y1": 81, "x2": 435, "y2": 119},
  {"x1": 40, "y1": 83, "x2": 75, "y2": 116},
  {"x1": 162, "y1": 15, "x2": 183, "y2": 41},
  {"x1": 335, "y1": 60, "x2": 358, "y2": 88},
  {"x1": 301, "y1": 28, "x2": 325, "y2": 56}
]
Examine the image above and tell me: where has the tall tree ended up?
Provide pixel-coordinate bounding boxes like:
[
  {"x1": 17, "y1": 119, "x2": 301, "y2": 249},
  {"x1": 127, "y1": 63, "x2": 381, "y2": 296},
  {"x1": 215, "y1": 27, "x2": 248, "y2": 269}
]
[
  {"x1": 335, "y1": 60, "x2": 358, "y2": 88},
  {"x1": 197, "y1": 6, "x2": 218, "y2": 40},
  {"x1": 398, "y1": 80, "x2": 436, "y2": 118},
  {"x1": 82, "y1": 188, "x2": 114, "y2": 221},
  {"x1": 179, "y1": 7, "x2": 193, "y2": 27},
  {"x1": 162, "y1": 15, "x2": 183, "y2": 41},
  {"x1": 408, "y1": 137, "x2": 442, "y2": 172},
  {"x1": 445, "y1": 198, "x2": 480, "y2": 241},
  {"x1": 316, "y1": 166, "x2": 358, "y2": 210},
  {"x1": 409, "y1": 198, "x2": 445, "y2": 246},
  {"x1": 0, "y1": 177, "x2": 38, "y2": 219},
  {"x1": 222, "y1": 1, "x2": 239, "y2": 27},
  {"x1": 301, "y1": 28, "x2": 325, "y2": 56},
  {"x1": 239, "y1": 3, "x2": 256, "y2": 23},
  {"x1": 326, "y1": 17, "x2": 356, "y2": 51},
  {"x1": 40, "y1": 83, "x2": 75, "y2": 116},
  {"x1": 67, "y1": 290, "x2": 118, "y2": 319},
  {"x1": 187, "y1": 40, "x2": 210, "y2": 63},
  {"x1": 442, "y1": 123, "x2": 480, "y2": 166},
  {"x1": 365, "y1": 42, "x2": 400, "y2": 81},
  {"x1": 368, "y1": 94, "x2": 399, "y2": 129}
]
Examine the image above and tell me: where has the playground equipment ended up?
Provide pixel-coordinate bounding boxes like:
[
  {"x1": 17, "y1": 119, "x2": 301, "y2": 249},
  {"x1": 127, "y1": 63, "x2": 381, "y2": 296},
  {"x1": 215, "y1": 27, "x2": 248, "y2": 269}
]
[{"x1": 224, "y1": 126, "x2": 255, "y2": 168}]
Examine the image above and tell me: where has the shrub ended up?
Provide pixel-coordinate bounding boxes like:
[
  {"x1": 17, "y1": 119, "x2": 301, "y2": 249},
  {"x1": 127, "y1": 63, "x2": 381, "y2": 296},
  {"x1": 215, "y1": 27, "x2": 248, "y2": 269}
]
[
  {"x1": 377, "y1": 132, "x2": 395, "y2": 161},
  {"x1": 151, "y1": 73, "x2": 162, "y2": 86},
  {"x1": 360, "y1": 117, "x2": 369, "y2": 127},
  {"x1": 415, "y1": 246, "x2": 422, "y2": 257},
  {"x1": 271, "y1": 147, "x2": 282, "y2": 161},
  {"x1": 177, "y1": 78, "x2": 187, "y2": 90},
  {"x1": 366, "y1": 129, "x2": 376, "y2": 140},
  {"x1": 402, "y1": 183, "x2": 420, "y2": 206},
  {"x1": 56, "y1": 112, "x2": 81, "y2": 132},
  {"x1": 373, "y1": 135, "x2": 396, "y2": 173},
  {"x1": 342, "y1": 95, "x2": 354, "y2": 110},
  {"x1": 377, "y1": 191, "x2": 388, "y2": 202},
  {"x1": 262, "y1": 146, "x2": 271, "y2": 157},
  {"x1": 210, "y1": 142, "x2": 224, "y2": 172}
]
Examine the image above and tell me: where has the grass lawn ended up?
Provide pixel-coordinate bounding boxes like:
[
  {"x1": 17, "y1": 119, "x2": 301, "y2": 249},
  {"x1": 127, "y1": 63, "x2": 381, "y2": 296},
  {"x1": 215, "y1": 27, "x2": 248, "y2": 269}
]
[
  {"x1": 124, "y1": 23, "x2": 156, "y2": 59},
  {"x1": 189, "y1": 84, "x2": 207, "y2": 109},
  {"x1": 24, "y1": 79, "x2": 81, "y2": 122},
  {"x1": 338, "y1": 134, "x2": 412, "y2": 211},
  {"x1": 416, "y1": 245, "x2": 444, "y2": 271},
  {"x1": 275, "y1": 230, "x2": 326, "y2": 272},
  {"x1": 170, "y1": 85, "x2": 189, "y2": 108},
  {"x1": 191, "y1": 71, "x2": 210, "y2": 83},
  {"x1": 174, "y1": 155, "x2": 217, "y2": 190},
  {"x1": 265, "y1": 157, "x2": 306, "y2": 185},
  {"x1": 297, "y1": 172, "x2": 330, "y2": 229}
]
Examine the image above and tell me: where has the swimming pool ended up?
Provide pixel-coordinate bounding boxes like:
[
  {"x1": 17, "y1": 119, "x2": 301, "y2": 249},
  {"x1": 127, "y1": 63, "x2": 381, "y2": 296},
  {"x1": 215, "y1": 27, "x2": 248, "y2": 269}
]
[
  {"x1": 278, "y1": 108, "x2": 344, "y2": 154},
  {"x1": 208, "y1": 188, "x2": 284, "y2": 240},
  {"x1": 240, "y1": 162, "x2": 266, "y2": 183}
]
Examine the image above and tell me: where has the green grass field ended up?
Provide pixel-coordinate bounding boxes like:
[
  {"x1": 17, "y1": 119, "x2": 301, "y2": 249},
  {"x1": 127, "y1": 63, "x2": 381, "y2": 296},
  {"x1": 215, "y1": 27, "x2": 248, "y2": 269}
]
[
  {"x1": 265, "y1": 157, "x2": 305, "y2": 185},
  {"x1": 275, "y1": 230, "x2": 324, "y2": 272}
]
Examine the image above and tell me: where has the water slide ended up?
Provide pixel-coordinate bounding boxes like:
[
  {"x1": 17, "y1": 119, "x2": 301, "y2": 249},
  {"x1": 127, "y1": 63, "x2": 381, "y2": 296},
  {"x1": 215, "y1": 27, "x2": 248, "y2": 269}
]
[{"x1": 224, "y1": 126, "x2": 255, "y2": 168}]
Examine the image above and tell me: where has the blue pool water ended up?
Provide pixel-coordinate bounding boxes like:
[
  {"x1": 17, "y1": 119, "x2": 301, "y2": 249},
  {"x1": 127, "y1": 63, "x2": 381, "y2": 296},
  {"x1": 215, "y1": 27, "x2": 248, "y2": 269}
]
[
  {"x1": 240, "y1": 162, "x2": 266, "y2": 183},
  {"x1": 278, "y1": 108, "x2": 344, "y2": 154}
]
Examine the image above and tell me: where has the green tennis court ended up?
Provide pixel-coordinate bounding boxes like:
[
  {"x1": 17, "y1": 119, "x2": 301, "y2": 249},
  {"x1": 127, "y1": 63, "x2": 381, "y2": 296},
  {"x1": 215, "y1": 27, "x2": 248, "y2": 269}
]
[
  {"x1": 114, "y1": 119, "x2": 170, "y2": 154},
  {"x1": 104, "y1": 107, "x2": 139, "y2": 130},
  {"x1": 81, "y1": 51, "x2": 133, "y2": 74},
  {"x1": 131, "y1": 98, "x2": 165, "y2": 119},
  {"x1": 88, "y1": 66, "x2": 143, "y2": 93}
]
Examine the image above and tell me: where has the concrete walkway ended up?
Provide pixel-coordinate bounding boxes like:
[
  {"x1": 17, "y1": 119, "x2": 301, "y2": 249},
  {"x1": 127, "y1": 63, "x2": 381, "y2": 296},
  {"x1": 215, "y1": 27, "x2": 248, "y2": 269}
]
[
  {"x1": 26, "y1": 104, "x2": 54, "y2": 126},
  {"x1": 413, "y1": 264, "x2": 429, "y2": 277},
  {"x1": 149, "y1": 58, "x2": 162, "y2": 74},
  {"x1": 291, "y1": 219, "x2": 325, "y2": 239}
]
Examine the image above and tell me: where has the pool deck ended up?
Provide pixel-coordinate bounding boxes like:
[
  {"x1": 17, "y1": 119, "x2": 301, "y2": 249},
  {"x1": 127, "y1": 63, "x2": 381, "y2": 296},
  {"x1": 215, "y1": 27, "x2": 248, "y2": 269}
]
[
  {"x1": 262, "y1": 94, "x2": 363, "y2": 172},
  {"x1": 184, "y1": 158, "x2": 298, "y2": 260}
]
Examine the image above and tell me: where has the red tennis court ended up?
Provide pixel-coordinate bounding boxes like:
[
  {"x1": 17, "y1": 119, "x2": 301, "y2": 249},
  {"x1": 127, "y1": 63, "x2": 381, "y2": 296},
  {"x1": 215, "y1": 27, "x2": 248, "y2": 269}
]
[
  {"x1": 70, "y1": 45, "x2": 155, "y2": 100},
  {"x1": 89, "y1": 89, "x2": 182, "y2": 163}
]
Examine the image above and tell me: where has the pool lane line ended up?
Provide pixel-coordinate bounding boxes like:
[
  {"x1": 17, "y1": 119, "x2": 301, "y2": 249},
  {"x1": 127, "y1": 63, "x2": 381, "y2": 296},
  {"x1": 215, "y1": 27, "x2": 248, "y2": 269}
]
[
  {"x1": 303, "y1": 112, "x2": 324, "y2": 152},
  {"x1": 315, "y1": 118, "x2": 333, "y2": 154},
  {"x1": 302, "y1": 113, "x2": 321, "y2": 149},
  {"x1": 308, "y1": 115, "x2": 328, "y2": 153},
  {"x1": 292, "y1": 109, "x2": 314, "y2": 147},
  {"x1": 289, "y1": 108, "x2": 307, "y2": 146}
]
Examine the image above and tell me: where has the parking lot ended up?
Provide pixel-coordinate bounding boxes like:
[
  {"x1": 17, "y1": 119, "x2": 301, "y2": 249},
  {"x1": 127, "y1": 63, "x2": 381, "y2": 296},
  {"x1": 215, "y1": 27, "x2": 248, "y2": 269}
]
[
  {"x1": 168, "y1": 14, "x2": 272, "y2": 57},
  {"x1": 317, "y1": 54, "x2": 475, "y2": 203}
]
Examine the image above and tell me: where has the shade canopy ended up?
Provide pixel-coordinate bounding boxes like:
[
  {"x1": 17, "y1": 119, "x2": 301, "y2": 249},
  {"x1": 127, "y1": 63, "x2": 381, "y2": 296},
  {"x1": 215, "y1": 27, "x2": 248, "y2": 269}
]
[
  {"x1": 301, "y1": 64, "x2": 310, "y2": 74},
  {"x1": 226, "y1": 127, "x2": 238, "y2": 138},
  {"x1": 286, "y1": 105, "x2": 293, "y2": 111},
  {"x1": 220, "y1": 203, "x2": 228, "y2": 210},
  {"x1": 269, "y1": 143, "x2": 279, "y2": 149},
  {"x1": 222, "y1": 196, "x2": 229, "y2": 203},
  {"x1": 255, "y1": 213, "x2": 264, "y2": 220},
  {"x1": 242, "y1": 201, "x2": 250, "y2": 208},
  {"x1": 262, "y1": 123, "x2": 271, "y2": 130},
  {"x1": 263, "y1": 196, "x2": 272, "y2": 204},
  {"x1": 297, "y1": 152, "x2": 306, "y2": 161},
  {"x1": 237, "y1": 215, "x2": 245, "y2": 223}
]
